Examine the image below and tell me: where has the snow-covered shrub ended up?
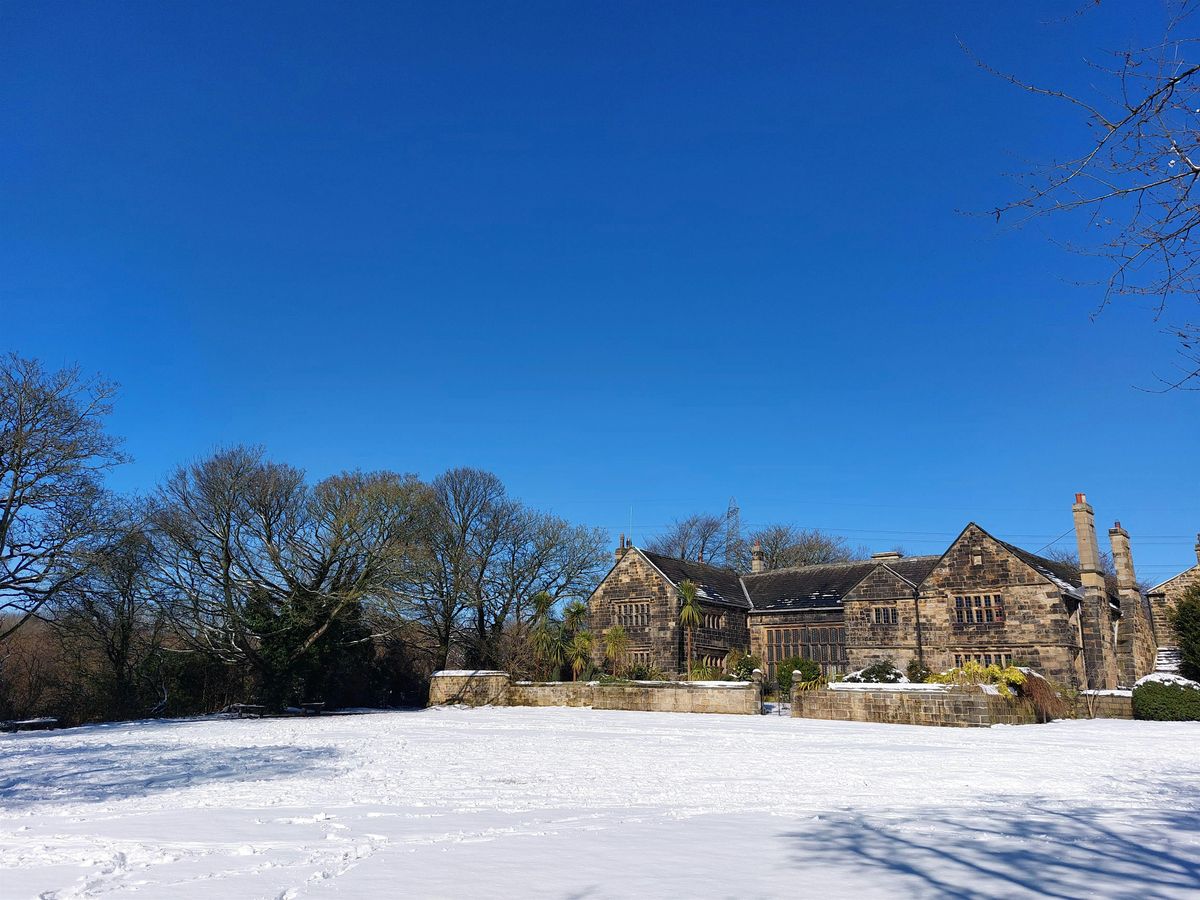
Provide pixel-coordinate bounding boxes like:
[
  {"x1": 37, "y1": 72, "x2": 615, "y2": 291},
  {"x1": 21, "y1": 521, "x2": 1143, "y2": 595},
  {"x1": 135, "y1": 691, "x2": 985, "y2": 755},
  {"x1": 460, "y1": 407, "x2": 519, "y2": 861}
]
[
  {"x1": 843, "y1": 660, "x2": 907, "y2": 684},
  {"x1": 777, "y1": 656, "x2": 820, "y2": 694},
  {"x1": 1133, "y1": 673, "x2": 1200, "y2": 721},
  {"x1": 930, "y1": 661, "x2": 1024, "y2": 697}
]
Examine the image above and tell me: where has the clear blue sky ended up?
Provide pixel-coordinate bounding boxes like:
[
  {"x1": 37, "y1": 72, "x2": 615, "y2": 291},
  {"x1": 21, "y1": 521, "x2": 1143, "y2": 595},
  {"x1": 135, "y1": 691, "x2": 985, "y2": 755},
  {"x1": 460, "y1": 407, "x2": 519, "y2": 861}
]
[{"x1": 3, "y1": 1, "x2": 1197, "y2": 582}]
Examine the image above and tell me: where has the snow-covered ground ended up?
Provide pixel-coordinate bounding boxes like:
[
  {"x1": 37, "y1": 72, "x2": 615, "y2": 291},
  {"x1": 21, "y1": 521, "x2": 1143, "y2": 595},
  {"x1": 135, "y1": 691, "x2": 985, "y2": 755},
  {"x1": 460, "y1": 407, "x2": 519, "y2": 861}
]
[{"x1": 2, "y1": 708, "x2": 1198, "y2": 898}]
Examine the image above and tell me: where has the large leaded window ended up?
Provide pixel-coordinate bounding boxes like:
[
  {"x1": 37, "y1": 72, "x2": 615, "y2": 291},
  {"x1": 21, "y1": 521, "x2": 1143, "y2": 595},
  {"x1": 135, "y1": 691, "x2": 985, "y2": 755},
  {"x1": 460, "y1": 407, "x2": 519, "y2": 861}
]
[
  {"x1": 615, "y1": 601, "x2": 650, "y2": 627},
  {"x1": 954, "y1": 594, "x2": 1005, "y2": 625},
  {"x1": 763, "y1": 625, "x2": 847, "y2": 676}
]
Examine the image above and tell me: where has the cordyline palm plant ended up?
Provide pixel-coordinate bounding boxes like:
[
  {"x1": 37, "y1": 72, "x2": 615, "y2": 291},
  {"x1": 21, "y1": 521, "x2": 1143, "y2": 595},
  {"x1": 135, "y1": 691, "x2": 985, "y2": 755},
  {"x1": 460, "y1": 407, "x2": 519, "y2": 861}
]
[
  {"x1": 604, "y1": 624, "x2": 629, "y2": 677},
  {"x1": 530, "y1": 591, "x2": 564, "y2": 680},
  {"x1": 569, "y1": 631, "x2": 594, "y2": 682},
  {"x1": 677, "y1": 579, "x2": 701, "y2": 680}
]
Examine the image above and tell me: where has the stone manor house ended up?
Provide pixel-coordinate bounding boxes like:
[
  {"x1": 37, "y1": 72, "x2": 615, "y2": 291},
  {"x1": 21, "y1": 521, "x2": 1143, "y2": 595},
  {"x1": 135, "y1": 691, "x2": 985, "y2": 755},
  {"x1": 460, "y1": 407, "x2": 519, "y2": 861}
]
[{"x1": 587, "y1": 494, "x2": 1189, "y2": 691}]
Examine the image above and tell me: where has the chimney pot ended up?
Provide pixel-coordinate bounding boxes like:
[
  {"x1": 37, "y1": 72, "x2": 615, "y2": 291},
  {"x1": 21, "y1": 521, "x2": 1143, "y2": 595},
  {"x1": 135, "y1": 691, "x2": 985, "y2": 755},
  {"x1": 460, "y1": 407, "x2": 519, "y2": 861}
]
[{"x1": 1075, "y1": 492, "x2": 1086, "y2": 504}]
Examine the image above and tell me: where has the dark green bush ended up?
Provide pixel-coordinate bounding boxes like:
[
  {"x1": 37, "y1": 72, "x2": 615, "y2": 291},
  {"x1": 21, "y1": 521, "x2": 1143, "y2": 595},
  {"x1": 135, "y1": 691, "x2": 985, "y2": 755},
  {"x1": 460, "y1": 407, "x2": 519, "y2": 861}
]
[
  {"x1": 905, "y1": 659, "x2": 932, "y2": 683},
  {"x1": 1132, "y1": 678, "x2": 1200, "y2": 721},
  {"x1": 844, "y1": 660, "x2": 905, "y2": 683},
  {"x1": 1169, "y1": 585, "x2": 1200, "y2": 681},
  {"x1": 777, "y1": 656, "x2": 820, "y2": 694}
]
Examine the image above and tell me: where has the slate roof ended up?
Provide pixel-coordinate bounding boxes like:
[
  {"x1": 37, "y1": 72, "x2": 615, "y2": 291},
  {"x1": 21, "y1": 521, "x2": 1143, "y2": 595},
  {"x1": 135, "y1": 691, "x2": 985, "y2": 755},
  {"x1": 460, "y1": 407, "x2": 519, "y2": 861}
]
[
  {"x1": 638, "y1": 550, "x2": 751, "y2": 609},
  {"x1": 743, "y1": 556, "x2": 941, "y2": 612}
]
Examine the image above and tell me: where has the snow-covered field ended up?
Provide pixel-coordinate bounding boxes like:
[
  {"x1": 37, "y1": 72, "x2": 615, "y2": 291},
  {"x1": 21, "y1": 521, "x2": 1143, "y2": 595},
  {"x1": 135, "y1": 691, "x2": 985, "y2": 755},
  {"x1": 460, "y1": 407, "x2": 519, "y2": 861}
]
[{"x1": 2, "y1": 708, "x2": 1198, "y2": 899}]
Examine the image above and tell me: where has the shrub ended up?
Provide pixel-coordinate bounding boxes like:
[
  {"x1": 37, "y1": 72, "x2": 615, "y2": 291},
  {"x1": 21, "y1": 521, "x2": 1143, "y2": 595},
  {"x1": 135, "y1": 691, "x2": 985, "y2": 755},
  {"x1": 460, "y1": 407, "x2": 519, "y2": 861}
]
[
  {"x1": 844, "y1": 660, "x2": 906, "y2": 684},
  {"x1": 1015, "y1": 668, "x2": 1068, "y2": 722},
  {"x1": 625, "y1": 664, "x2": 667, "y2": 681},
  {"x1": 777, "y1": 657, "x2": 820, "y2": 694},
  {"x1": 1169, "y1": 584, "x2": 1200, "y2": 681},
  {"x1": 1133, "y1": 675, "x2": 1200, "y2": 721},
  {"x1": 724, "y1": 649, "x2": 762, "y2": 681},
  {"x1": 905, "y1": 659, "x2": 932, "y2": 683},
  {"x1": 688, "y1": 662, "x2": 721, "y2": 681},
  {"x1": 931, "y1": 661, "x2": 1024, "y2": 697}
]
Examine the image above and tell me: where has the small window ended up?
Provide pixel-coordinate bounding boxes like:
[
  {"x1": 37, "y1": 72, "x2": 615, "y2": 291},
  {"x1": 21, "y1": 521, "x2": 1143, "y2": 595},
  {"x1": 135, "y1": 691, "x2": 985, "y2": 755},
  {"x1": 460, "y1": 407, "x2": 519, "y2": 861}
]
[{"x1": 874, "y1": 607, "x2": 899, "y2": 625}]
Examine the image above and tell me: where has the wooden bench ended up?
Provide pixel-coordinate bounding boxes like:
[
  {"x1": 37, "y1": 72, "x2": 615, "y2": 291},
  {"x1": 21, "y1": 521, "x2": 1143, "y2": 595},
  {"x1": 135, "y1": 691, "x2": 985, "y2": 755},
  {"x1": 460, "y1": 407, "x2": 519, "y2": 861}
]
[
  {"x1": 299, "y1": 702, "x2": 325, "y2": 716},
  {"x1": 229, "y1": 704, "x2": 266, "y2": 719}
]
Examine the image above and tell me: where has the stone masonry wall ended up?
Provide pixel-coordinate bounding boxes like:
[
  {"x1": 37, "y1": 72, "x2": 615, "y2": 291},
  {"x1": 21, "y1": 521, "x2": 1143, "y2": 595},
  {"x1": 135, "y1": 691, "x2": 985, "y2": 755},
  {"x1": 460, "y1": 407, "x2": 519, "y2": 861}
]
[
  {"x1": 918, "y1": 525, "x2": 1086, "y2": 687},
  {"x1": 843, "y1": 566, "x2": 920, "y2": 671},
  {"x1": 588, "y1": 550, "x2": 682, "y2": 674},
  {"x1": 428, "y1": 671, "x2": 510, "y2": 706},
  {"x1": 588, "y1": 550, "x2": 750, "y2": 675},
  {"x1": 1149, "y1": 565, "x2": 1200, "y2": 648},
  {"x1": 792, "y1": 684, "x2": 1038, "y2": 727},
  {"x1": 431, "y1": 671, "x2": 761, "y2": 715}
]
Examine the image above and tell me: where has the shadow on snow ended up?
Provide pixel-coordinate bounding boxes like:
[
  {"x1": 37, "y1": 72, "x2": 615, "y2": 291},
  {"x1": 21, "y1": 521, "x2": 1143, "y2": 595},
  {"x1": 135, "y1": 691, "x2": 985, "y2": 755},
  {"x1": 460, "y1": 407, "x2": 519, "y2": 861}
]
[
  {"x1": 781, "y1": 797, "x2": 1200, "y2": 899},
  {"x1": 0, "y1": 733, "x2": 337, "y2": 807}
]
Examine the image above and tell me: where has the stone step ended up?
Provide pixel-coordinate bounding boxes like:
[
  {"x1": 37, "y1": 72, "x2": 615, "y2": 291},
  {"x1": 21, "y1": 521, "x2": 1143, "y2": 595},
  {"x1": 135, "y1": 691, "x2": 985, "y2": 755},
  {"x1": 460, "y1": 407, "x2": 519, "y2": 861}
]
[{"x1": 1155, "y1": 647, "x2": 1182, "y2": 672}]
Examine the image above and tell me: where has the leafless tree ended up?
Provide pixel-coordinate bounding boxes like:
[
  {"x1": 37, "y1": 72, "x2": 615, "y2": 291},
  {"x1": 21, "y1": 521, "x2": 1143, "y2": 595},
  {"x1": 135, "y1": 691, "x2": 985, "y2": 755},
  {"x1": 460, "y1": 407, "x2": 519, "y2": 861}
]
[
  {"x1": 152, "y1": 446, "x2": 425, "y2": 705},
  {"x1": 50, "y1": 503, "x2": 168, "y2": 719},
  {"x1": 980, "y1": 1, "x2": 1200, "y2": 388},
  {"x1": 747, "y1": 524, "x2": 863, "y2": 570},
  {"x1": 393, "y1": 467, "x2": 608, "y2": 670},
  {"x1": 0, "y1": 354, "x2": 126, "y2": 642},
  {"x1": 646, "y1": 513, "x2": 739, "y2": 567}
]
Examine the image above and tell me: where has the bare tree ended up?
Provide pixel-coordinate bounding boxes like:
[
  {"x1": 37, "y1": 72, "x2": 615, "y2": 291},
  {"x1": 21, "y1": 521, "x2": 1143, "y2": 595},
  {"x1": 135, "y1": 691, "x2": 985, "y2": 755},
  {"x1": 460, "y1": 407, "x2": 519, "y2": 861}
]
[
  {"x1": 980, "y1": 2, "x2": 1200, "y2": 388},
  {"x1": 746, "y1": 524, "x2": 862, "y2": 570},
  {"x1": 51, "y1": 503, "x2": 168, "y2": 719},
  {"x1": 0, "y1": 354, "x2": 125, "y2": 642},
  {"x1": 394, "y1": 468, "x2": 608, "y2": 670},
  {"x1": 152, "y1": 446, "x2": 424, "y2": 707},
  {"x1": 646, "y1": 513, "x2": 739, "y2": 567}
]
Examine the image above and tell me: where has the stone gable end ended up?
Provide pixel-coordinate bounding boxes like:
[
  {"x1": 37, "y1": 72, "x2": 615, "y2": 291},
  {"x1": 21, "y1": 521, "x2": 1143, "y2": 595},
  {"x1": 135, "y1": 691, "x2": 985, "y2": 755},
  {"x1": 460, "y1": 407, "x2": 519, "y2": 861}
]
[{"x1": 587, "y1": 550, "x2": 681, "y2": 673}]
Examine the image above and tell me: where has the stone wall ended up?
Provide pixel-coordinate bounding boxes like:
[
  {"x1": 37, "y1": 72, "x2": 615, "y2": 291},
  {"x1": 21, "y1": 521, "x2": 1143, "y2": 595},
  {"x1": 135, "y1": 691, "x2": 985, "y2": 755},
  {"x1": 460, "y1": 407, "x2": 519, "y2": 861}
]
[
  {"x1": 1149, "y1": 563, "x2": 1200, "y2": 647},
  {"x1": 843, "y1": 566, "x2": 921, "y2": 671},
  {"x1": 1074, "y1": 691, "x2": 1134, "y2": 720},
  {"x1": 588, "y1": 550, "x2": 682, "y2": 674},
  {"x1": 791, "y1": 683, "x2": 1039, "y2": 727},
  {"x1": 508, "y1": 681, "x2": 594, "y2": 708},
  {"x1": 430, "y1": 671, "x2": 761, "y2": 715},
  {"x1": 917, "y1": 525, "x2": 1087, "y2": 687},
  {"x1": 588, "y1": 549, "x2": 750, "y2": 675},
  {"x1": 428, "y1": 671, "x2": 511, "y2": 706}
]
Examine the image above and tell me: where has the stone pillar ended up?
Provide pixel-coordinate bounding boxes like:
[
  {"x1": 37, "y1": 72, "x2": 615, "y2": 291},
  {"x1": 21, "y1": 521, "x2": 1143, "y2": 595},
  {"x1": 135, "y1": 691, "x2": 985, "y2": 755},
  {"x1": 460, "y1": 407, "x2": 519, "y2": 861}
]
[
  {"x1": 751, "y1": 541, "x2": 765, "y2": 574},
  {"x1": 1109, "y1": 521, "x2": 1153, "y2": 685},
  {"x1": 1108, "y1": 522, "x2": 1136, "y2": 594},
  {"x1": 1073, "y1": 494, "x2": 1119, "y2": 690}
]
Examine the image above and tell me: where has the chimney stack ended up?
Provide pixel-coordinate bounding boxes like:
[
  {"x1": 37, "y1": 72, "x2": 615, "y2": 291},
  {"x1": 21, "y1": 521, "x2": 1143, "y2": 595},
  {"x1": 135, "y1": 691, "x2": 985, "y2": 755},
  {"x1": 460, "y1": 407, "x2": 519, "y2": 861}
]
[
  {"x1": 1108, "y1": 521, "x2": 1137, "y2": 595},
  {"x1": 1072, "y1": 493, "x2": 1107, "y2": 594},
  {"x1": 1195, "y1": 532, "x2": 1200, "y2": 567},
  {"x1": 751, "y1": 540, "x2": 765, "y2": 574},
  {"x1": 615, "y1": 534, "x2": 630, "y2": 562}
]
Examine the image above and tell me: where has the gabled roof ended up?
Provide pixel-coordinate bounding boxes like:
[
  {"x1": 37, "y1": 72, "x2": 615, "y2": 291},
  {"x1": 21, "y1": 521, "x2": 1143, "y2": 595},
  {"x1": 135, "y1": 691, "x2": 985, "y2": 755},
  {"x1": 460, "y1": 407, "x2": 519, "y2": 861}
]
[
  {"x1": 744, "y1": 556, "x2": 940, "y2": 612},
  {"x1": 995, "y1": 539, "x2": 1086, "y2": 599},
  {"x1": 1148, "y1": 563, "x2": 1200, "y2": 595},
  {"x1": 638, "y1": 550, "x2": 751, "y2": 609}
]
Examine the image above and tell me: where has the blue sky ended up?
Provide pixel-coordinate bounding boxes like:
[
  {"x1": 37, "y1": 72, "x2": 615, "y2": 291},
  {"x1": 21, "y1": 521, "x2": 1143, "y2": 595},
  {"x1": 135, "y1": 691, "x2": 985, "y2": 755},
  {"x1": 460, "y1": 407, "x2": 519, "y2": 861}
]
[{"x1": 3, "y1": 1, "x2": 1197, "y2": 582}]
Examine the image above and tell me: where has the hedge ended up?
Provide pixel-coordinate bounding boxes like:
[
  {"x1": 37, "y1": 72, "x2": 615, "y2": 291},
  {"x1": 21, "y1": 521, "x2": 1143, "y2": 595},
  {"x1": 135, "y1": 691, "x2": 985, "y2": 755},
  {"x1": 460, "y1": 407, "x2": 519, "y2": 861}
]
[{"x1": 1132, "y1": 679, "x2": 1200, "y2": 721}]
